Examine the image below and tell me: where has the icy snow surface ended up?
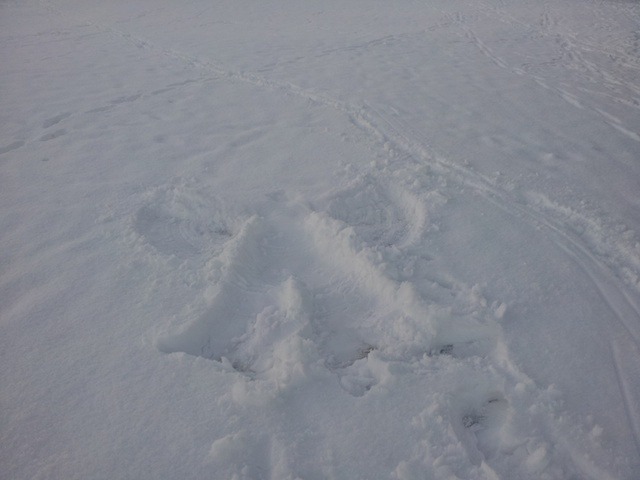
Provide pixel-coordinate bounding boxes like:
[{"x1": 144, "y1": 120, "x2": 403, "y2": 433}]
[{"x1": 2, "y1": 0, "x2": 640, "y2": 478}]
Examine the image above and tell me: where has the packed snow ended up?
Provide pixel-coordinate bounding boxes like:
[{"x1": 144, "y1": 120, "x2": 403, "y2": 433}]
[{"x1": 2, "y1": 0, "x2": 640, "y2": 478}]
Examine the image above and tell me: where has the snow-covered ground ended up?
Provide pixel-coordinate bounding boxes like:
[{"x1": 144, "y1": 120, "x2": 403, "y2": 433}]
[{"x1": 2, "y1": 0, "x2": 640, "y2": 478}]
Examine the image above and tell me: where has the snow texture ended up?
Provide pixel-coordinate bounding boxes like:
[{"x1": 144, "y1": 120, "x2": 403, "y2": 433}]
[{"x1": 2, "y1": 0, "x2": 640, "y2": 478}]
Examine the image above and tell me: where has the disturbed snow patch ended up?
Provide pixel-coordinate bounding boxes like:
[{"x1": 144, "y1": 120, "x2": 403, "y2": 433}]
[{"x1": 149, "y1": 172, "x2": 580, "y2": 477}]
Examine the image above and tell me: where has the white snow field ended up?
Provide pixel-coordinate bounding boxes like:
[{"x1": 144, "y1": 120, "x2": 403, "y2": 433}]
[{"x1": 2, "y1": 0, "x2": 640, "y2": 478}]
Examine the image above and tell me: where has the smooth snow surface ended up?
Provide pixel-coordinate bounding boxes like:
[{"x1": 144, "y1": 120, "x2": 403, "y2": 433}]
[{"x1": 2, "y1": 0, "x2": 640, "y2": 478}]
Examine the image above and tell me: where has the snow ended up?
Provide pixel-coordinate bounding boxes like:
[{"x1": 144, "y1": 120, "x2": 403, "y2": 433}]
[{"x1": 2, "y1": 0, "x2": 640, "y2": 478}]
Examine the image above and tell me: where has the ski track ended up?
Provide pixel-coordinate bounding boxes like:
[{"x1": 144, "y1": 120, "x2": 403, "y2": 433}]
[
  {"x1": 33, "y1": 1, "x2": 640, "y2": 477},
  {"x1": 437, "y1": 1, "x2": 640, "y2": 144},
  {"x1": 611, "y1": 341, "x2": 640, "y2": 460},
  {"x1": 469, "y1": 0, "x2": 640, "y2": 141},
  {"x1": 369, "y1": 103, "x2": 640, "y2": 358}
]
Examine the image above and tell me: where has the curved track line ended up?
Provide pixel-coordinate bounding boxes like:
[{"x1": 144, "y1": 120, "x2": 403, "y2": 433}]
[{"x1": 362, "y1": 103, "x2": 640, "y2": 349}]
